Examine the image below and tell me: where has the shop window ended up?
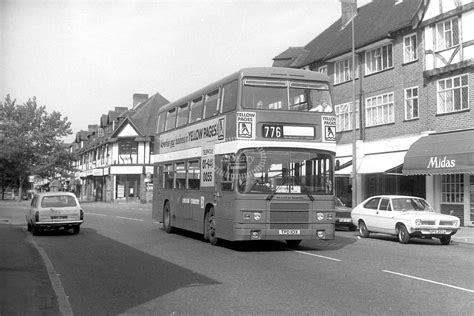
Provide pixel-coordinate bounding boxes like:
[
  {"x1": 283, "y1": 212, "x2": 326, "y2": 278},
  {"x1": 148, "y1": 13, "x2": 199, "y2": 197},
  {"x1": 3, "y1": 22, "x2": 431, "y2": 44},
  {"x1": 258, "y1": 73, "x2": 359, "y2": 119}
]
[{"x1": 441, "y1": 174, "x2": 464, "y2": 203}]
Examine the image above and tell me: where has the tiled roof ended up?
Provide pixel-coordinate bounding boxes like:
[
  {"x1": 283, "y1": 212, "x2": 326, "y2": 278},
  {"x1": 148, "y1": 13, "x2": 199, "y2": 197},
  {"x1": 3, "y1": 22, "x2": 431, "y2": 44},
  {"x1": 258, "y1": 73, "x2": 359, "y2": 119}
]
[
  {"x1": 272, "y1": 47, "x2": 309, "y2": 68},
  {"x1": 130, "y1": 92, "x2": 169, "y2": 136},
  {"x1": 294, "y1": 0, "x2": 422, "y2": 67}
]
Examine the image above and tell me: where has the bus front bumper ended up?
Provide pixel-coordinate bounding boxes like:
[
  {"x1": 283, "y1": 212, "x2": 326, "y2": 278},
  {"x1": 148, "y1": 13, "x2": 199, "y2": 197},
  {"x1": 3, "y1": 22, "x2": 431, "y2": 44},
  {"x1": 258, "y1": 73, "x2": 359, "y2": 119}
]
[{"x1": 233, "y1": 224, "x2": 335, "y2": 241}]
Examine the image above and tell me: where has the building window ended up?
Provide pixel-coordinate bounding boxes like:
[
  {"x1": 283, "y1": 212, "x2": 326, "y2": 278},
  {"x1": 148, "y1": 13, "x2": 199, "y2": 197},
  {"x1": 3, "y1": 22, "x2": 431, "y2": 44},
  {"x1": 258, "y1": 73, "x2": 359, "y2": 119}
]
[
  {"x1": 403, "y1": 34, "x2": 417, "y2": 63},
  {"x1": 334, "y1": 57, "x2": 358, "y2": 84},
  {"x1": 441, "y1": 174, "x2": 464, "y2": 203},
  {"x1": 335, "y1": 101, "x2": 360, "y2": 132},
  {"x1": 365, "y1": 92, "x2": 394, "y2": 127},
  {"x1": 318, "y1": 65, "x2": 327, "y2": 74},
  {"x1": 365, "y1": 43, "x2": 393, "y2": 75},
  {"x1": 437, "y1": 74, "x2": 469, "y2": 114},
  {"x1": 404, "y1": 87, "x2": 419, "y2": 120},
  {"x1": 436, "y1": 17, "x2": 459, "y2": 51}
]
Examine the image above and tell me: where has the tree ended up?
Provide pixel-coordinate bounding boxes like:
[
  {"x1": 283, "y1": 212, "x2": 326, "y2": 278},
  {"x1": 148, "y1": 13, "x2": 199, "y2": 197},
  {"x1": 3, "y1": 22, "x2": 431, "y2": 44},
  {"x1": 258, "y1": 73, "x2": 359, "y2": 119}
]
[{"x1": 0, "y1": 95, "x2": 73, "y2": 200}]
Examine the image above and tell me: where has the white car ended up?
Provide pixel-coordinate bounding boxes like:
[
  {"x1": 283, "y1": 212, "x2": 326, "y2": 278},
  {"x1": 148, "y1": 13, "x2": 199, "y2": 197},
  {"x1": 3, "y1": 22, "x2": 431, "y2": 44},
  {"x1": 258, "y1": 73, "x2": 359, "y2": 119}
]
[
  {"x1": 351, "y1": 195, "x2": 460, "y2": 245},
  {"x1": 26, "y1": 192, "x2": 84, "y2": 235}
]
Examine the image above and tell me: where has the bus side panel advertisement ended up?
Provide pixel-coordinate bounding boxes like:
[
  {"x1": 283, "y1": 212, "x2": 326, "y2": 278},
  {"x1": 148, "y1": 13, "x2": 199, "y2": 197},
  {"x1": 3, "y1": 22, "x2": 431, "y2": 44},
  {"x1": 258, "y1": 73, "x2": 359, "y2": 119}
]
[
  {"x1": 236, "y1": 112, "x2": 256, "y2": 140},
  {"x1": 159, "y1": 116, "x2": 226, "y2": 154},
  {"x1": 201, "y1": 144, "x2": 215, "y2": 187},
  {"x1": 322, "y1": 116, "x2": 336, "y2": 142}
]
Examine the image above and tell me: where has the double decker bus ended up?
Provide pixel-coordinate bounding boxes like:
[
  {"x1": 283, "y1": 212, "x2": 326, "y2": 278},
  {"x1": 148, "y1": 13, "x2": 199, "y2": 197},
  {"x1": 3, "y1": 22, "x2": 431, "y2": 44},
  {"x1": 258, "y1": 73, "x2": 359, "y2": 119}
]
[{"x1": 152, "y1": 67, "x2": 336, "y2": 247}]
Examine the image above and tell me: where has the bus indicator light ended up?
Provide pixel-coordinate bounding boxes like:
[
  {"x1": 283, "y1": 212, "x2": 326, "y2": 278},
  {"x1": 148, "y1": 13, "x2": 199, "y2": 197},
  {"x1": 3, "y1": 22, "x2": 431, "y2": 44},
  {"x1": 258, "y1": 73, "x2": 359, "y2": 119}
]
[{"x1": 317, "y1": 230, "x2": 326, "y2": 238}]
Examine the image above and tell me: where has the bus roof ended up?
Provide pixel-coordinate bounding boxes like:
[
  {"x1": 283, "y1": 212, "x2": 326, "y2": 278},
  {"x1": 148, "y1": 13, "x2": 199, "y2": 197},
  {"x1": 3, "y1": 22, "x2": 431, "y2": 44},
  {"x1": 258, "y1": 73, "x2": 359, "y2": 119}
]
[{"x1": 157, "y1": 67, "x2": 329, "y2": 114}]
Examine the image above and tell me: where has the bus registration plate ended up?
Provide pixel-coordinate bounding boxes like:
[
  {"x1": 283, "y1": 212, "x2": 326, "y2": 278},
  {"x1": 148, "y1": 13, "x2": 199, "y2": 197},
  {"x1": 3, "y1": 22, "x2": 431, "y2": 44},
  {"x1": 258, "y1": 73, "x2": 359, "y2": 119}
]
[{"x1": 279, "y1": 229, "x2": 301, "y2": 235}]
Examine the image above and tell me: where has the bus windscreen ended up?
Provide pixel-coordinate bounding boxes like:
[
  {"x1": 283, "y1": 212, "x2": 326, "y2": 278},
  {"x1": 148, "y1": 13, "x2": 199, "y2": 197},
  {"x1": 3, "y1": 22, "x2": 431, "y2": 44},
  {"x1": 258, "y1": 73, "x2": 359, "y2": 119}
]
[{"x1": 242, "y1": 79, "x2": 333, "y2": 112}]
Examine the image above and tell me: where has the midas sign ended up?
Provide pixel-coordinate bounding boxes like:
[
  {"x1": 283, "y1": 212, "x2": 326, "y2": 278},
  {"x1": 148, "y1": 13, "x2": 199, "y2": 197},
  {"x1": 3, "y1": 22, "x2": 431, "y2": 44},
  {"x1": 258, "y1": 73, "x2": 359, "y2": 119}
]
[{"x1": 427, "y1": 156, "x2": 456, "y2": 169}]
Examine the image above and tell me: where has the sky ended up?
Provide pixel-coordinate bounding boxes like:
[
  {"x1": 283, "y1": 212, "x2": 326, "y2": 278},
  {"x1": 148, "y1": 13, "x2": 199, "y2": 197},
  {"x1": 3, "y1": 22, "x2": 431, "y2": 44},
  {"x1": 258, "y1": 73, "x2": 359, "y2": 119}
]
[{"x1": 1, "y1": 0, "x2": 370, "y2": 143}]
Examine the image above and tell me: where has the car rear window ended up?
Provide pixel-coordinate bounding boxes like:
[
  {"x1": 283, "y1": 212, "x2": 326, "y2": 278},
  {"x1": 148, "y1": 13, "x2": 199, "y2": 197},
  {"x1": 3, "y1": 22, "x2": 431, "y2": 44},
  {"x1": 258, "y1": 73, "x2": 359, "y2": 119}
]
[{"x1": 41, "y1": 196, "x2": 77, "y2": 208}]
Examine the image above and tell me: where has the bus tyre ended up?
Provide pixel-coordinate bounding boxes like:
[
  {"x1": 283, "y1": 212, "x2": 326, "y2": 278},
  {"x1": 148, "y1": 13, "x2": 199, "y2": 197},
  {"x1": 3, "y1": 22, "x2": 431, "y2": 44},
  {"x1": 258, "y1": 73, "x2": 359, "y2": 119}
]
[
  {"x1": 163, "y1": 202, "x2": 174, "y2": 234},
  {"x1": 206, "y1": 207, "x2": 218, "y2": 246}
]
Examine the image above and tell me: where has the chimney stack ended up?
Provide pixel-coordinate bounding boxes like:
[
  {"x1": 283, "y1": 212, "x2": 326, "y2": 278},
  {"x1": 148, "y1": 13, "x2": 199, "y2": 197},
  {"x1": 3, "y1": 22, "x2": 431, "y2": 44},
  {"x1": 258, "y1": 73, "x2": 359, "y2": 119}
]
[{"x1": 133, "y1": 93, "x2": 149, "y2": 108}]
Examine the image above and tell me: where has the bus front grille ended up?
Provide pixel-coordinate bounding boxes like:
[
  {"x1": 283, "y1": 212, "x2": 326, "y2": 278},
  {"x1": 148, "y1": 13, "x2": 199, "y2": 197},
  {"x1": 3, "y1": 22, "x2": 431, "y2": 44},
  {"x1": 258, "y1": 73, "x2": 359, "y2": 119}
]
[{"x1": 269, "y1": 203, "x2": 309, "y2": 229}]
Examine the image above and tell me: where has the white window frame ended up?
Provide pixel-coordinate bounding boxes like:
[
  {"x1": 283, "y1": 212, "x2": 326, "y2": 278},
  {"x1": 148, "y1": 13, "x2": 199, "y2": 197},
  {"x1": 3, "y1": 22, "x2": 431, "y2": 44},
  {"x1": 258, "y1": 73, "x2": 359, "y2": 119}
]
[
  {"x1": 335, "y1": 101, "x2": 360, "y2": 132},
  {"x1": 318, "y1": 65, "x2": 327, "y2": 74},
  {"x1": 403, "y1": 33, "x2": 417, "y2": 63},
  {"x1": 435, "y1": 17, "x2": 459, "y2": 51},
  {"x1": 365, "y1": 43, "x2": 393, "y2": 75},
  {"x1": 441, "y1": 174, "x2": 464, "y2": 204},
  {"x1": 437, "y1": 74, "x2": 469, "y2": 114},
  {"x1": 365, "y1": 92, "x2": 394, "y2": 127},
  {"x1": 404, "y1": 86, "x2": 419, "y2": 120},
  {"x1": 334, "y1": 57, "x2": 358, "y2": 84}
]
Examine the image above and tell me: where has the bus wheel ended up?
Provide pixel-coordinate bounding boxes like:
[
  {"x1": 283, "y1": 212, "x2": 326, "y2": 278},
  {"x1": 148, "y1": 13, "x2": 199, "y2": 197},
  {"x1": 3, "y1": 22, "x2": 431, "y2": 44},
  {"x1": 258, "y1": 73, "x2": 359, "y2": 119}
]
[
  {"x1": 206, "y1": 207, "x2": 218, "y2": 246},
  {"x1": 286, "y1": 240, "x2": 302, "y2": 248},
  {"x1": 163, "y1": 202, "x2": 174, "y2": 234}
]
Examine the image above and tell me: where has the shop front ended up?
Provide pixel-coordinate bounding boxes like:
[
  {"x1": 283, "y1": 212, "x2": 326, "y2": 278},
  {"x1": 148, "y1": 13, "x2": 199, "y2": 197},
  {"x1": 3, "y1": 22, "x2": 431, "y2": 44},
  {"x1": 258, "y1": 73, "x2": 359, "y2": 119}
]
[{"x1": 403, "y1": 129, "x2": 474, "y2": 227}]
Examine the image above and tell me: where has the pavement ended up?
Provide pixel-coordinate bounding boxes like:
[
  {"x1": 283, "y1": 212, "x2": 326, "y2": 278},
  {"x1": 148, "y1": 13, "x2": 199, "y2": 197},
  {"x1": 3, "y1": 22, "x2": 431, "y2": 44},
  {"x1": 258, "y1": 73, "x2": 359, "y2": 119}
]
[{"x1": 0, "y1": 199, "x2": 473, "y2": 315}]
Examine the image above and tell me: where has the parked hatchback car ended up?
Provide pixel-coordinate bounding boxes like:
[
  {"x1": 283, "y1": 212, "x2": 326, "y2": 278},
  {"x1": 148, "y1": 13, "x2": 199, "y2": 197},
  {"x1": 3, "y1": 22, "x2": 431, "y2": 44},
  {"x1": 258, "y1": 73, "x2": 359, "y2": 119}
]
[
  {"x1": 335, "y1": 197, "x2": 356, "y2": 231},
  {"x1": 351, "y1": 195, "x2": 460, "y2": 245},
  {"x1": 26, "y1": 192, "x2": 84, "y2": 235}
]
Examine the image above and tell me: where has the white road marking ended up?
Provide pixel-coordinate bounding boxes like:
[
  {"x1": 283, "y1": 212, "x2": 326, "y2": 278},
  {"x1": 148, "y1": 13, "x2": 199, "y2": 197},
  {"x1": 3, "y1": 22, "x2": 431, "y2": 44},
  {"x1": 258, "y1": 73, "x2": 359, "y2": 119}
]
[
  {"x1": 295, "y1": 250, "x2": 342, "y2": 262},
  {"x1": 383, "y1": 270, "x2": 474, "y2": 293},
  {"x1": 86, "y1": 212, "x2": 107, "y2": 217},
  {"x1": 116, "y1": 216, "x2": 144, "y2": 222}
]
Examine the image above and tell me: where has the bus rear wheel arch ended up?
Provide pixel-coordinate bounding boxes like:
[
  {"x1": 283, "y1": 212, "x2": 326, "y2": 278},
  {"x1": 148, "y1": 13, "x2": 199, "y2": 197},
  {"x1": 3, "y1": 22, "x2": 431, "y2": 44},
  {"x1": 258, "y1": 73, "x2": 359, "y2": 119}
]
[{"x1": 163, "y1": 201, "x2": 174, "y2": 234}]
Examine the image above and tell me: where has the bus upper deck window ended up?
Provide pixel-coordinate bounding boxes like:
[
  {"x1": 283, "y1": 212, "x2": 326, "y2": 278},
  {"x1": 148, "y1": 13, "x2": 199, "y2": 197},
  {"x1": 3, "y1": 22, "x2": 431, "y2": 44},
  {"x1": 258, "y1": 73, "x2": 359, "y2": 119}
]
[
  {"x1": 165, "y1": 108, "x2": 177, "y2": 131},
  {"x1": 177, "y1": 103, "x2": 189, "y2": 127},
  {"x1": 203, "y1": 89, "x2": 220, "y2": 119},
  {"x1": 221, "y1": 80, "x2": 238, "y2": 113},
  {"x1": 189, "y1": 97, "x2": 204, "y2": 123}
]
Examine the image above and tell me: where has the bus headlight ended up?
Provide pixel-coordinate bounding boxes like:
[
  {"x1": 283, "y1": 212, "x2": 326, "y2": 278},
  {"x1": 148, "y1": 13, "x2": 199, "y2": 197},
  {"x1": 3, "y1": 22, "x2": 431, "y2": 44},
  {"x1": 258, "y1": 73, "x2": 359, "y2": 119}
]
[
  {"x1": 415, "y1": 219, "x2": 421, "y2": 226},
  {"x1": 316, "y1": 213, "x2": 324, "y2": 221},
  {"x1": 243, "y1": 211, "x2": 262, "y2": 221}
]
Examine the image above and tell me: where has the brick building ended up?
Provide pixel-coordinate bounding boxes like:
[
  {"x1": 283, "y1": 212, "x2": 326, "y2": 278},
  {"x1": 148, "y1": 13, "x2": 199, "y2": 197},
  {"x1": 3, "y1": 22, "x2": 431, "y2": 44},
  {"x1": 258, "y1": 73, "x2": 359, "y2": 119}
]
[{"x1": 273, "y1": 0, "x2": 474, "y2": 226}]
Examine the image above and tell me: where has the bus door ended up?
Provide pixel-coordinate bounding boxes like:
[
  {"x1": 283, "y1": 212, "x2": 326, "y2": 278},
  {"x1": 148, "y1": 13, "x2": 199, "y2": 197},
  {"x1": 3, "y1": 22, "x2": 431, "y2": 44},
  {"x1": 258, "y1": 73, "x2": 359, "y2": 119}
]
[{"x1": 214, "y1": 154, "x2": 237, "y2": 222}]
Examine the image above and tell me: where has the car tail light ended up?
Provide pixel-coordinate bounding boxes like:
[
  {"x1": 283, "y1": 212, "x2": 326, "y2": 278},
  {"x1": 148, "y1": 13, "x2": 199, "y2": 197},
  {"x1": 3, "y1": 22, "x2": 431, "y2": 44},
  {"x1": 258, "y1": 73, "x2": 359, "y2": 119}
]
[
  {"x1": 80, "y1": 209, "x2": 84, "y2": 220},
  {"x1": 35, "y1": 211, "x2": 39, "y2": 222}
]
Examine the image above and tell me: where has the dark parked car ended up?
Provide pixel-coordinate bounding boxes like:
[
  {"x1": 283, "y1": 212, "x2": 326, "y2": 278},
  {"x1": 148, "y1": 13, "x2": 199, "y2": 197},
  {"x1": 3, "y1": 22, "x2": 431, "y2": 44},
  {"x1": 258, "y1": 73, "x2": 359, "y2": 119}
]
[{"x1": 335, "y1": 197, "x2": 356, "y2": 231}]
